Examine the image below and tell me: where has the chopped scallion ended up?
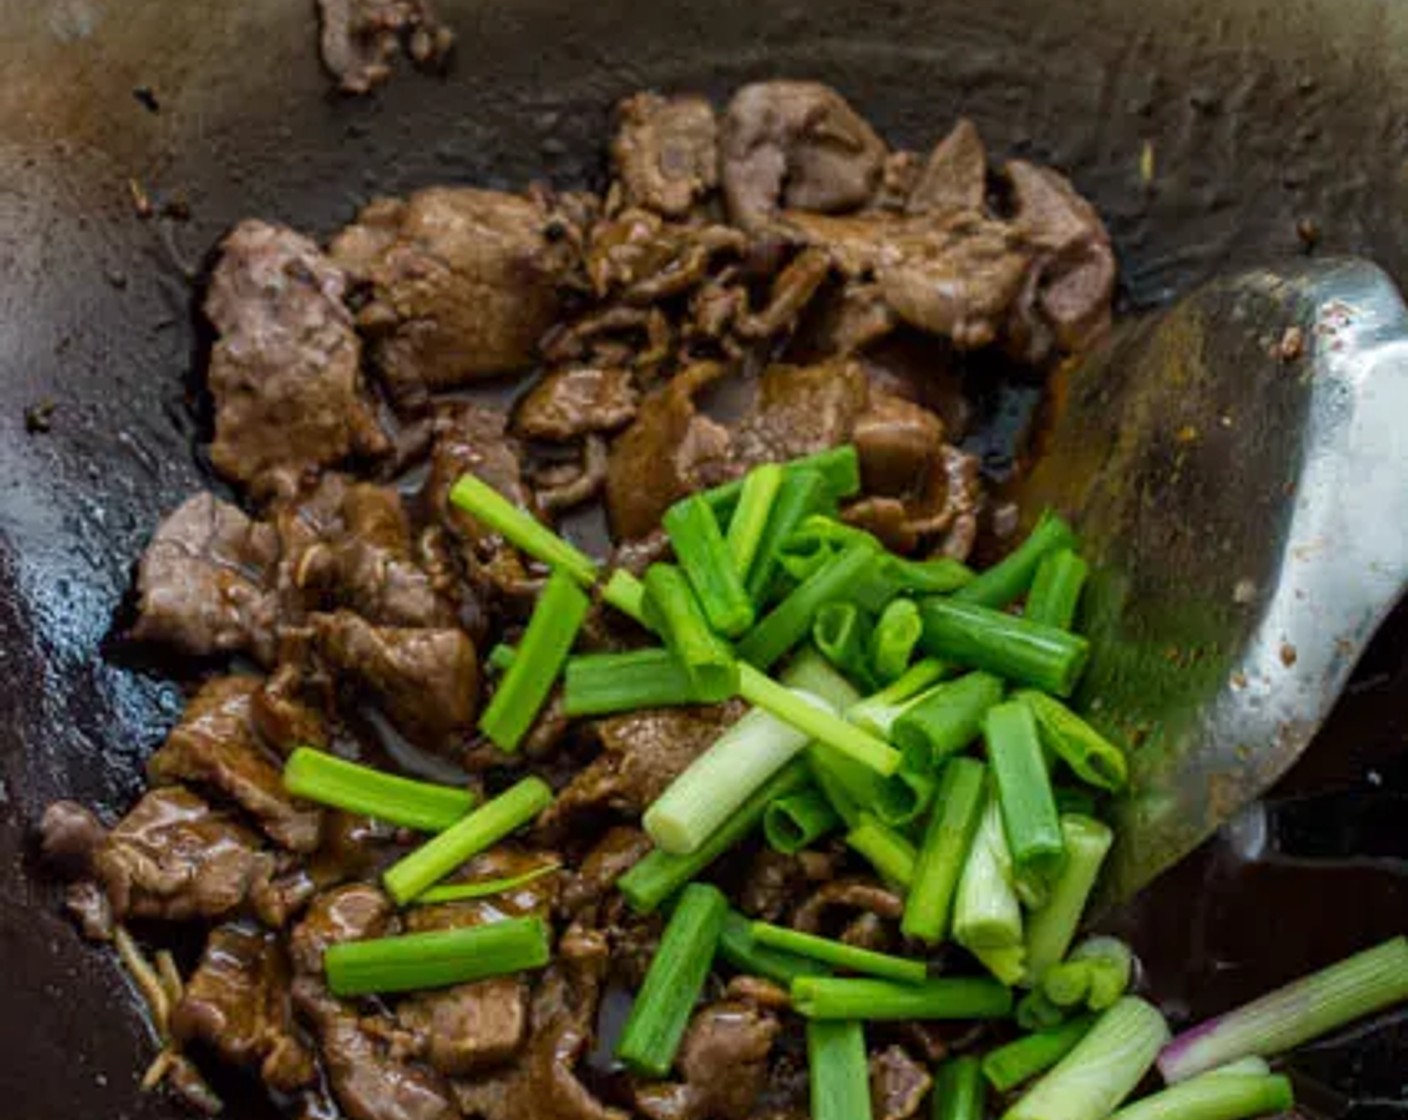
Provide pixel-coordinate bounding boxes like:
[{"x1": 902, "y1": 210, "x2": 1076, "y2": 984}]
[
  {"x1": 845, "y1": 813, "x2": 918, "y2": 889},
  {"x1": 1023, "y1": 815, "x2": 1114, "y2": 985},
  {"x1": 870, "y1": 598, "x2": 923, "y2": 683},
  {"x1": 450, "y1": 473, "x2": 597, "y2": 586},
  {"x1": 563, "y1": 648, "x2": 705, "y2": 717},
  {"x1": 718, "y1": 909, "x2": 832, "y2": 986},
  {"x1": 918, "y1": 598, "x2": 1090, "y2": 697},
  {"x1": 282, "y1": 748, "x2": 475, "y2": 832},
  {"x1": 1025, "y1": 548, "x2": 1089, "y2": 630},
  {"x1": 986, "y1": 699, "x2": 1066, "y2": 887},
  {"x1": 791, "y1": 975, "x2": 1013, "y2": 1021},
  {"x1": 955, "y1": 510, "x2": 1075, "y2": 611},
  {"x1": 664, "y1": 494, "x2": 756, "y2": 638},
  {"x1": 725, "y1": 463, "x2": 784, "y2": 580},
  {"x1": 902, "y1": 756, "x2": 987, "y2": 943},
  {"x1": 643, "y1": 563, "x2": 738, "y2": 701},
  {"x1": 751, "y1": 922, "x2": 928, "y2": 984},
  {"x1": 983, "y1": 1016, "x2": 1097, "y2": 1092},
  {"x1": 764, "y1": 787, "x2": 843, "y2": 854},
  {"x1": 325, "y1": 916, "x2": 550, "y2": 996},
  {"x1": 892, "y1": 671, "x2": 1004, "y2": 773},
  {"x1": 807, "y1": 1019, "x2": 874, "y2": 1120}
]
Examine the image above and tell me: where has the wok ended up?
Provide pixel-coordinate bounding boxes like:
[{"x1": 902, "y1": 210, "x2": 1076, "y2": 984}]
[{"x1": 1, "y1": 0, "x2": 1405, "y2": 1117}]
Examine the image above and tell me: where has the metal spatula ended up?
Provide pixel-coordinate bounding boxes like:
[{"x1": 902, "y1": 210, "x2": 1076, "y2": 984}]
[{"x1": 1016, "y1": 257, "x2": 1408, "y2": 906}]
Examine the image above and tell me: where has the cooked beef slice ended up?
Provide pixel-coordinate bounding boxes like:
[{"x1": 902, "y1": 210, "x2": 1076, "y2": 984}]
[
  {"x1": 39, "y1": 800, "x2": 107, "y2": 875},
  {"x1": 531, "y1": 435, "x2": 610, "y2": 513},
  {"x1": 397, "y1": 976, "x2": 529, "y2": 1075},
  {"x1": 130, "y1": 491, "x2": 280, "y2": 663},
  {"x1": 404, "y1": 848, "x2": 560, "y2": 934},
  {"x1": 171, "y1": 923, "x2": 317, "y2": 1091},
  {"x1": 92, "y1": 787, "x2": 276, "y2": 922},
  {"x1": 604, "y1": 360, "x2": 735, "y2": 539},
  {"x1": 540, "y1": 702, "x2": 743, "y2": 830},
  {"x1": 793, "y1": 878, "x2": 904, "y2": 935},
  {"x1": 297, "y1": 980, "x2": 459, "y2": 1120},
  {"x1": 737, "y1": 246, "x2": 833, "y2": 340},
  {"x1": 514, "y1": 365, "x2": 639, "y2": 442},
  {"x1": 721, "y1": 82, "x2": 887, "y2": 230},
  {"x1": 612, "y1": 93, "x2": 719, "y2": 218},
  {"x1": 559, "y1": 826, "x2": 652, "y2": 915},
  {"x1": 331, "y1": 188, "x2": 570, "y2": 401},
  {"x1": 737, "y1": 848, "x2": 838, "y2": 922},
  {"x1": 275, "y1": 472, "x2": 454, "y2": 629},
  {"x1": 870, "y1": 1045, "x2": 932, "y2": 1120},
  {"x1": 205, "y1": 220, "x2": 389, "y2": 494},
  {"x1": 907, "y1": 118, "x2": 987, "y2": 218},
  {"x1": 252, "y1": 662, "x2": 331, "y2": 752},
  {"x1": 845, "y1": 441, "x2": 981, "y2": 557},
  {"x1": 147, "y1": 676, "x2": 323, "y2": 852},
  {"x1": 313, "y1": 610, "x2": 479, "y2": 752},
  {"x1": 586, "y1": 209, "x2": 746, "y2": 305},
  {"x1": 290, "y1": 882, "x2": 396, "y2": 974},
  {"x1": 317, "y1": 0, "x2": 455, "y2": 94},
  {"x1": 732, "y1": 359, "x2": 870, "y2": 466},
  {"x1": 634, "y1": 1001, "x2": 780, "y2": 1120},
  {"x1": 852, "y1": 390, "x2": 946, "y2": 496}
]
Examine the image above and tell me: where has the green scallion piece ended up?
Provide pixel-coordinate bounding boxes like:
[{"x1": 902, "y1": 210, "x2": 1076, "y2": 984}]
[
  {"x1": 324, "y1": 916, "x2": 550, "y2": 996},
  {"x1": 1044, "y1": 938, "x2": 1135, "y2": 1011},
  {"x1": 918, "y1": 599, "x2": 1090, "y2": 697},
  {"x1": 902, "y1": 756, "x2": 987, "y2": 943},
  {"x1": 282, "y1": 748, "x2": 475, "y2": 832},
  {"x1": 1018, "y1": 691, "x2": 1128, "y2": 793},
  {"x1": 873, "y1": 766, "x2": 937, "y2": 829},
  {"x1": 450, "y1": 473, "x2": 598, "y2": 586},
  {"x1": 718, "y1": 909, "x2": 832, "y2": 985},
  {"x1": 813, "y1": 601, "x2": 879, "y2": 691},
  {"x1": 953, "y1": 798, "x2": 1023, "y2": 954},
  {"x1": 603, "y1": 567, "x2": 649, "y2": 623},
  {"x1": 1025, "y1": 549, "x2": 1089, "y2": 630},
  {"x1": 616, "y1": 882, "x2": 728, "y2": 1077},
  {"x1": 782, "y1": 645, "x2": 864, "y2": 708},
  {"x1": 643, "y1": 563, "x2": 738, "y2": 701},
  {"x1": 892, "y1": 671, "x2": 1005, "y2": 773},
  {"x1": 751, "y1": 922, "x2": 928, "y2": 985},
  {"x1": 563, "y1": 648, "x2": 705, "y2": 717},
  {"x1": 808, "y1": 743, "x2": 879, "y2": 829},
  {"x1": 845, "y1": 813, "x2": 918, "y2": 889},
  {"x1": 808, "y1": 1019, "x2": 874, "y2": 1120},
  {"x1": 846, "y1": 658, "x2": 950, "y2": 737},
  {"x1": 1110, "y1": 1074, "x2": 1294, "y2": 1120},
  {"x1": 479, "y1": 570, "x2": 590, "y2": 752},
  {"x1": 934, "y1": 1056, "x2": 986, "y2": 1120},
  {"x1": 415, "y1": 860, "x2": 562, "y2": 905},
  {"x1": 747, "y1": 469, "x2": 833, "y2": 604},
  {"x1": 855, "y1": 554, "x2": 977, "y2": 614},
  {"x1": 986, "y1": 699, "x2": 1066, "y2": 887},
  {"x1": 870, "y1": 598, "x2": 923, "y2": 683},
  {"x1": 665, "y1": 495, "x2": 756, "y2": 638},
  {"x1": 704, "y1": 446, "x2": 862, "y2": 523},
  {"x1": 644, "y1": 697, "x2": 823, "y2": 854},
  {"x1": 1054, "y1": 785, "x2": 1100, "y2": 817},
  {"x1": 1023, "y1": 815, "x2": 1114, "y2": 985},
  {"x1": 1004, "y1": 998, "x2": 1171, "y2": 1120},
  {"x1": 982, "y1": 1016, "x2": 1098, "y2": 1092},
  {"x1": 955, "y1": 510, "x2": 1076, "y2": 611},
  {"x1": 486, "y1": 643, "x2": 517, "y2": 674},
  {"x1": 1018, "y1": 988, "x2": 1073, "y2": 1032},
  {"x1": 382, "y1": 777, "x2": 553, "y2": 905},
  {"x1": 725, "y1": 463, "x2": 785, "y2": 580},
  {"x1": 791, "y1": 975, "x2": 1013, "y2": 1021},
  {"x1": 739, "y1": 540, "x2": 881, "y2": 670},
  {"x1": 619, "y1": 761, "x2": 810, "y2": 914},
  {"x1": 1157, "y1": 935, "x2": 1408, "y2": 1083},
  {"x1": 765, "y1": 787, "x2": 843, "y2": 854}
]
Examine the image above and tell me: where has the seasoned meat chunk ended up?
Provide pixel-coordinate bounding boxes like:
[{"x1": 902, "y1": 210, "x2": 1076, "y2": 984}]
[
  {"x1": 732, "y1": 359, "x2": 870, "y2": 466},
  {"x1": 290, "y1": 882, "x2": 396, "y2": 974},
  {"x1": 586, "y1": 209, "x2": 746, "y2": 305},
  {"x1": 331, "y1": 188, "x2": 570, "y2": 401},
  {"x1": 612, "y1": 92, "x2": 719, "y2": 217},
  {"x1": 92, "y1": 787, "x2": 275, "y2": 922},
  {"x1": 560, "y1": 826, "x2": 652, "y2": 914},
  {"x1": 604, "y1": 360, "x2": 735, "y2": 539},
  {"x1": 205, "y1": 220, "x2": 389, "y2": 494},
  {"x1": 531, "y1": 436, "x2": 610, "y2": 513},
  {"x1": 147, "y1": 676, "x2": 323, "y2": 851},
  {"x1": 793, "y1": 878, "x2": 904, "y2": 934},
  {"x1": 870, "y1": 1045, "x2": 932, "y2": 1120},
  {"x1": 317, "y1": 0, "x2": 455, "y2": 94},
  {"x1": 404, "y1": 848, "x2": 560, "y2": 934},
  {"x1": 514, "y1": 365, "x2": 639, "y2": 442},
  {"x1": 721, "y1": 81, "x2": 887, "y2": 230},
  {"x1": 313, "y1": 610, "x2": 479, "y2": 752},
  {"x1": 130, "y1": 492, "x2": 279, "y2": 664},
  {"x1": 907, "y1": 118, "x2": 987, "y2": 217},
  {"x1": 171, "y1": 924, "x2": 317, "y2": 1091},
  {"x1": 635, "y1": 1001, "x2": 780, "y2": 1120},
  {"x1": 853, "y1": 390, "x2": 946, "y2": 497},
  {"x1": 397, "y1": 976, "x2": 529, "y2": 1074}
]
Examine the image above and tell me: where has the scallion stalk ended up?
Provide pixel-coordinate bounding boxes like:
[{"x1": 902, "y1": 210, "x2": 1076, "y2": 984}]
[
  {"x1": 918, "y1": 599, "x2": 1090, "y2": 697},
  {"x1": 479, "y1": 571, "x2": 590, "y2": 751},
  {"x1": 603, "y1": 567, "x2": 649, "y2": 623},
  {"x1": 954, "y1": 799, "x2": 1023, "y2": 953},
  {"x1": 746, "y1": 469, "x2": 832, "y2": 604},
  {"x1": 870, "y1": 598, "x2": 923, "y2": 682},
  {"x1": 808, "y1": 1019, "x2": 874, "y2": 1120},
  {"x1": 873, "y1": 766, "x2": 937, "y2": 829},
  {"x1": 813, "y1": 601, "x2": 879, "y2": 691},
  {"x1": 1109, "y1": 1074, "x2": 1293, "y2": 1120},
  {"x1": 725, "y1": 463, "x2": 785, "y2": 581},
  {"x1": 764, "y1": 787, "x2": 843, "y2": 854},
  {"x1": 704, "y1": 445, "x2": 862, "y2": 523},
  {"x1": 791, "y1": 975, "x2": 1013, "y2": 1021},
  {"x1": 1018, "y1": 691, "x2": 1128, "y2": 793},
  {"x1": 563, "y1": 648, "x2": 705, "y2": 717},
  {"x1": 486, "y1": 643, "x2": 517, "y2": 674},
  {"x1": 1023, "y1": 815, "x2": 1114, "y2": 985},
  {"x1": 643, "y1": 563, "x2": 738, "y2": 701},
  {"x1": 664, "y1": 494, "x2": 756, "y2": 638},
  {"x1": 1018, "y1": 988, "x2": 1073, "y2": 1032},
  {"x1": 1044, "y1": 937, "x2": 1135, "y2": 1011},
  {"x1": 934, "y1": 1056, "x2": 985, "y2": 1120},
  {"x1": 892, "y1": 671, "x2": 1005, "y2": 772},
  {"x1": 382, "y1": 777, "x2": 554, "y2": 905},
  {"x1": 782, "y1": 645, "x2": 864, "y2": 708},
  {"x1": 718, "y1": 909, "x2": 832, "y2": 986},
  {"x1": 1157, "y1": 935, "x2": 1408, "y2": 1083},
  {"x1": 846, "y1": 658, "x2": 949, "y2": 737},
  {"x1": 450, "y1": 473, "x2": 598, "y2": 586},
  {"x1": 415, "y1": 861, "x2": 561, "y2": 905},
  {"x1": 282, "y1": 748, "x2": 474, "y2": 832},
  {"x1": 902, "y1": 756, "x2": 988, "y2": 943},
  {"x1": 982, "y1": 1016, "x2": 1098, "y2": 1092},
  {"x1": 973, "y1": 945, "x2": 1029, "y2": 988},
  {"x1": 955, "y1": 510, "x2": 1076, "y2": 611},
  {"x1": 809, "y1": 743, "x2": 881, "y2": 829},
  {"x1": 751, "y1": 922, "x2": 927, "y2": 985},
  {"x1": 616, "y1": 883, "x2": 728, "y2": 1077},
  {"x1": 986, "y1": 700, "x2": 1066, "y2": 886},
  {"x1": 1025, "y1": 549, "x2": 1089, "y2": 630},
  {"x1": 325, "y1": 916, "x2": 550, "y2": 996},
  {"x1": 845, "y1": 813, "x2": 918, "y2": 889},
  {"x1": 1003, "y1": 997, "x2": 1171, "y2": 1120}
]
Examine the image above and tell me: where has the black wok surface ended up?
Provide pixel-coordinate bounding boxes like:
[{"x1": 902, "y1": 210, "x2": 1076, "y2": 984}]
[{"x1": 1, "y1": 0, "x2": 1405, "y2": 1116}]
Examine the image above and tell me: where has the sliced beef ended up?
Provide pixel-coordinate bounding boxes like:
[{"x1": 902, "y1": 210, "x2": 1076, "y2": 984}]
[
  {"x1": 130, "y1": 492, "x2": 279, "y2": 664},
  {"x1": 635, "y1": 1001, "x2": 780, "y2": 1120},
  {"x1": 612, "y1": 93, "x2": 719, "y2": 218},
  {"x1": 297, "y1": 981, "x2": 459, "y2": 1120},
  {"x1": 853, "y1": 390, "x2": 946, "y2": 497},
  {"x1": 147, "y1": 676, "x2": 323, "y2": 852},
  {"x1": 604, "y1": 360, "x2": 735, "y2": 539},
  {"x1": 253, "y1": 663, "x2": 331, "y2": 752},
  {"x1": 721, "y1": 82, "x2": 887, "y2": 230},
  {"x1": 91, "y1": 787, "x2": 276, "y2": 922},
  {"x1": 793, "y1": 878, "x2": 904, "y2": 939},
  {"x1": 531, "y1": 435, "x2": 610, "y2": 513},
  {"x1": 289, "y1": 882, "x2": 396, "y2": 974},
  {"x1": 869, "y1": 1044, "x2": 932, "y2": 1120},
  {"x1": 738, "y1": 848, "x2": 837, "y2": 922},
  {"x1": 317, "y1": 0, "x2": 455, "y2": 94},
  {"x1": 586, "y1": 209, "x2": 746, "y2": 305},
  {"x1": 732, "y1": 359, "x2": 870, "y2": 466},
  {"x1": 737, "y1": 247, "x2": 833, "y2": 340},
  {"x1": 540, "y1": 702, "x2": 743, "y2": 831},
  {"x1": 907, "y1": 118, "x2": 987, "y2": 218},
  {"x1": 171, "y1": 923, "x2": 317, "y2": 1091},
  {"x1": 313, "y1": 610, "x2": 479, "y2": 753},
  {"x1": 205, "y1": 221, "x2": 389, "y2": 495},
  {"x1": 559, "y1": 826, "x2": 652, "y2": 915},
  {"x1": 404, "y1": 848, "x2": 560, "y2": 934},
  {"x1": 514, "y1": 365, "x2": 639, "y2": 442},
  {"x1": 397, "y1": 977, "x2": 529, "y2": 1075},
  {"x1": 331, "y1": 188, "x2": 571, "y2": 402}
]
